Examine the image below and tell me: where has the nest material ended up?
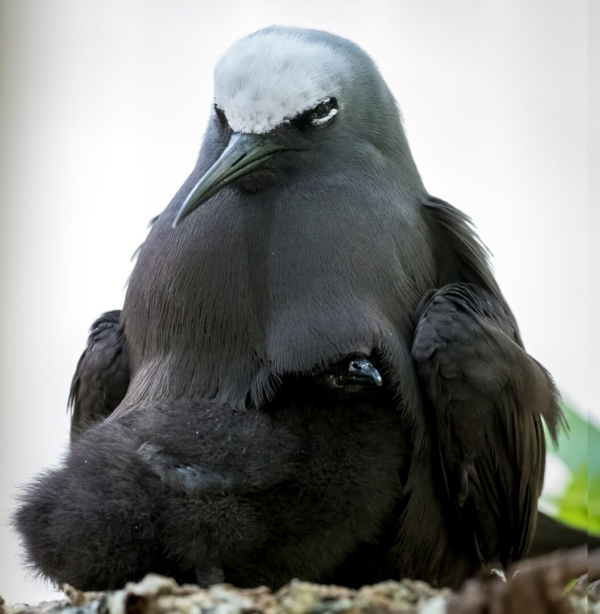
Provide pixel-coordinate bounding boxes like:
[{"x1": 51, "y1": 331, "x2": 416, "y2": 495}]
[{"x1": 2, "y1": 547, "x2": 598, "y2": 614}]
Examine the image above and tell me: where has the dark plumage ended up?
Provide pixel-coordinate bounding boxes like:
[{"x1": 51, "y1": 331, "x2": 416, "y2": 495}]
[
  {"x1": 64, "y1": 310, "x2": 587, "y2": 577},
  {"x1": 410, "y1": 284, "x2": 559, "y2": 577},
  {"x1": 69, "y1": 310, "x2": 129, "y2": 440},
  {"x1": 529, "y1": 512, "x2": 600, "y2": 558},
  {"x1": 17, "y1": 372, "x2": 409, "y2": 591},
  {"x1": 16, "y1": 26, "x2": 562, "y2": 590}
]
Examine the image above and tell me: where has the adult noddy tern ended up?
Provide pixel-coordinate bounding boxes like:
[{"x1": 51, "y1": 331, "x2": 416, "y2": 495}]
[{"x1": 16, "y1": 26, "x2": 563, "y2": 591}]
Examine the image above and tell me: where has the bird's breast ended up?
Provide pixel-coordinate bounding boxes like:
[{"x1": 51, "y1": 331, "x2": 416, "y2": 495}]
[{"x1": 121, "y1": 181, "x2": 435, "y2": 407}]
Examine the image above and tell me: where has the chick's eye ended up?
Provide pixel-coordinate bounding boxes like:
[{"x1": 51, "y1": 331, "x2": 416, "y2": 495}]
[{"x1": 309, "y1": 97, "x2": 338, "y2": 127}]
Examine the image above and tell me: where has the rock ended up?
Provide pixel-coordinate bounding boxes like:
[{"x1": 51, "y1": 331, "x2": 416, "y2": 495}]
[{"x1": 3, "y1": 547, "x2": 598, "y2": 614}]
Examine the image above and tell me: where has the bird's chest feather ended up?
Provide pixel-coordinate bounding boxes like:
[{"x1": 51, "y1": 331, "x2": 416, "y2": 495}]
[{"x1": 123, "y1": 184, "x2": 434, "y2": 405}]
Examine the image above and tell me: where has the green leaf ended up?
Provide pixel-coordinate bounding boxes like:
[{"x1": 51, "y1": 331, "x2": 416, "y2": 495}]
[{"x1": 544, "y1": 401, "x2": 600, "y2": 533}]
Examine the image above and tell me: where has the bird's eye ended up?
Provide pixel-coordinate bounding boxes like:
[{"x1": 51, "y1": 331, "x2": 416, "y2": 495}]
[
  {"x1": 309, "y1": 97, "x2": 338, "y2": 127},
  {"x1": 292, "y1": 97, "x2": 338, "y2": 130}
]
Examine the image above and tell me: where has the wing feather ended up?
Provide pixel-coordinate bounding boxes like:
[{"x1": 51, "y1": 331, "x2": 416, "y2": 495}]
[
  {"x1": 69, "y1": 310, "x2": 130, "y2": 439},
  {"x1": 412, "y1": 283, "x2": 560, "y2": 566}
]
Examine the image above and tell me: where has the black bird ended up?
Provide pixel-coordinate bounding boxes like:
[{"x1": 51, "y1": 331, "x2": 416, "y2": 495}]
[
  {"x1": 16, "y1": 26, "x2": 562, "y2": 589},
  {"x1": 67, "y1": 309, "x2": 595, "y2": 568},
  {"x1": 17, "y1": 367, "x2": 409, "y2": 591}
]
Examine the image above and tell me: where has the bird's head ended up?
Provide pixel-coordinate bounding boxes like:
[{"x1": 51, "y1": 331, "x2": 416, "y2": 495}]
[{"x1": 173, "y1": 26, "x2": 419, "y2": 227}]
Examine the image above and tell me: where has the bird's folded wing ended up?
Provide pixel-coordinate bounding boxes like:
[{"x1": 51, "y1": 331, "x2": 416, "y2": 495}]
[
  {"x1": 69, "y1": 310, "x2": 130, "y2": 440},
  {"x1": 412, "y1": 283, "x2": 561, "y2": 566}
]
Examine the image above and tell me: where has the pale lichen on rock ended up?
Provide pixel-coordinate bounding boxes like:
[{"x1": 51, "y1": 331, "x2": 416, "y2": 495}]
[{"x1": 3, "y1": 547, "x2": 599, "y2": 614}]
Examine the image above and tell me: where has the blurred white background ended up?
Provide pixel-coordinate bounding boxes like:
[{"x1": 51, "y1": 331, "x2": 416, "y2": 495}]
[{"x1": 0, "y1": 0, "x2": 594, "y2": 604}]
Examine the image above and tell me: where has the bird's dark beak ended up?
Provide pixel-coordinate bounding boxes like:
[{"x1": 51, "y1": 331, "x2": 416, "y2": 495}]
[
  {"x1": 346, "y1": 358, "x2": 383, "y2": 387},
  {"x1": 172, "y1": 133, "x2": 285, "y2": 227}
]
